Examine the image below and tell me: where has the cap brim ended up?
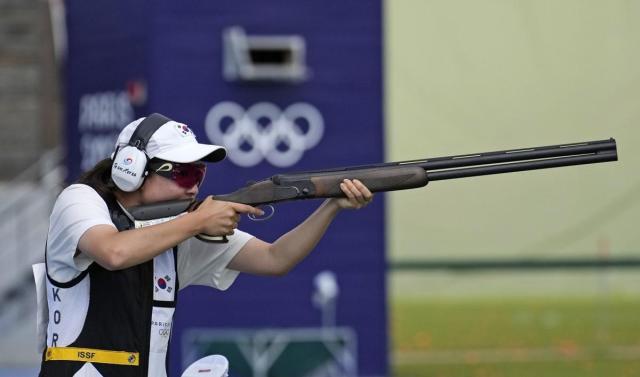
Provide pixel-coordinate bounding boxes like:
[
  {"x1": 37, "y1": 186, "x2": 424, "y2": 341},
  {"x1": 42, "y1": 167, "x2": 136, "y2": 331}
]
[{"x1": 154, "y1": 143, "x2": 226, "y2": 163}]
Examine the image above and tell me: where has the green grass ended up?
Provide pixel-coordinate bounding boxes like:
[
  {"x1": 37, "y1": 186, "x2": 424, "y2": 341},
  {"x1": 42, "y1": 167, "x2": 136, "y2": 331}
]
[
  {"x1": 391, "y1": 296, "x2": 640, "y2": 377},
  {"x1": 394, "y1": 360, "x2": 640, "y2": 377}
]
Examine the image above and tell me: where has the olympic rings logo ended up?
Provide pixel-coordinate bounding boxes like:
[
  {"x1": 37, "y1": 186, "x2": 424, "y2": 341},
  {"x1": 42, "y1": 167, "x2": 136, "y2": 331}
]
[{"x1": 204, "y1": 102, "x2": 324, "y2": 167}]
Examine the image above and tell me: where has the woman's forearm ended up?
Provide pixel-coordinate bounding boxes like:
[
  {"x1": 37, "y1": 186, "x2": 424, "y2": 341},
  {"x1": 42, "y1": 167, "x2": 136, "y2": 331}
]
[
  {"x1": 268, "y1": 199, "x2": 342, "y2": 274},
  {"x1": 227, "y1": 179, "x2": 372, "y2": 276}
]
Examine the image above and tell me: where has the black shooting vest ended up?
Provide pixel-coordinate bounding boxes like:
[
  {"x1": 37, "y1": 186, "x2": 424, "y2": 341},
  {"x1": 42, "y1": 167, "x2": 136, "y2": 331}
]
[{"x1": 39, "y1": 194, "x2": 179, "y2": 377}]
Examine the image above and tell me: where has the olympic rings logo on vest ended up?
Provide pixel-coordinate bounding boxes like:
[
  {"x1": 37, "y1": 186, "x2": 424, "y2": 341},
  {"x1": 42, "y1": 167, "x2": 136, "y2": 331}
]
[{"x1": 204, "y1": 101, "x2": 324, "y2": 167}]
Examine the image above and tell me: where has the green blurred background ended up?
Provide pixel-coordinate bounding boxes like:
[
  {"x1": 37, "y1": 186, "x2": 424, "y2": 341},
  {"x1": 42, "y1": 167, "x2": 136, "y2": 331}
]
[{"x1": 385, "y1": 1, "x2": 640, "y2": 375}]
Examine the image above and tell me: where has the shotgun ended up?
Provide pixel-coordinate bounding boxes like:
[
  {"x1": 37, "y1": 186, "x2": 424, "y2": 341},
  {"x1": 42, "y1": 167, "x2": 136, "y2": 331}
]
[{"x1": 129, "y1": 138, "x2": 618, "y2": 241}]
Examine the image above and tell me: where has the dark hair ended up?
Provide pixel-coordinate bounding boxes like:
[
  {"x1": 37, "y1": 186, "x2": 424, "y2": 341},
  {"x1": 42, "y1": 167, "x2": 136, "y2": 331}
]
[{"x1": 76, "y1": 158, "x2": 119, "y2": 201}]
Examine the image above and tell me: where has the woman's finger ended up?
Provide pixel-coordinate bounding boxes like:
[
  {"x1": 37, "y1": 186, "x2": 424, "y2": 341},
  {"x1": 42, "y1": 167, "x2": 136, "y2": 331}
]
[
  {"x1": 343, "y1": 179, "x2": 365, "y2": 202},
  {"x1": 352, "y1": 179, "x2": 373, "y2": 201},
  {"x1": 340, "y1": 182, "x2": 356, "y2": 201}
]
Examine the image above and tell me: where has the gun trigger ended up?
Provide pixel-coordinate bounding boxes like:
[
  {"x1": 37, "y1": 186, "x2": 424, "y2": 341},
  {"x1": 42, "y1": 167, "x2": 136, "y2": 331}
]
[{"x1": 248, "y1": 204, "x2": 275, "y2": 221}]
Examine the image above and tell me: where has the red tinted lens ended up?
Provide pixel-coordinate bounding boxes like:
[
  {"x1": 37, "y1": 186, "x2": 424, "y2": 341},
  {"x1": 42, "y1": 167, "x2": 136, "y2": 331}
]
[{"x1": 171, "y1": 163, "x2": 206, "y2": 188}]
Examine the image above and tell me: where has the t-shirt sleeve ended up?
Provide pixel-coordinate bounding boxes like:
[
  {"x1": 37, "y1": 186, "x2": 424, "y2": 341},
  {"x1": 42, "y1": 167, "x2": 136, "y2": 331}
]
[
  {"x1": 177, "y1": 230, "x2": 254, "y2": 290},
  {"x1": 46, "y1": 184, "x2": 116, "y2": 282}
]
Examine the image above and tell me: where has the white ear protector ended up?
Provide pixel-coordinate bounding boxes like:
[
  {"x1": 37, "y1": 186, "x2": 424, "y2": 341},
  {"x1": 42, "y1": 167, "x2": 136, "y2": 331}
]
[{"x1": 111, "y1": 113, "x2": 172, "y2": 192}]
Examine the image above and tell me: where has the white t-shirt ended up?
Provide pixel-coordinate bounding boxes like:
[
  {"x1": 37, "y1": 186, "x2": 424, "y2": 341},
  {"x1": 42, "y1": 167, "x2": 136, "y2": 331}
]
[{"x1": 46, "y1": 184, "x2": 253, "y2": 290}]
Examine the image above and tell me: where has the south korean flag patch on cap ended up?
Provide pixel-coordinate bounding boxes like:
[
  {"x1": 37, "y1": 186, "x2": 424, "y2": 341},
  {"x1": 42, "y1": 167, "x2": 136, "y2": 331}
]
[{"x1": 175, "y1": 123, "x2": 194, "y2": 138}]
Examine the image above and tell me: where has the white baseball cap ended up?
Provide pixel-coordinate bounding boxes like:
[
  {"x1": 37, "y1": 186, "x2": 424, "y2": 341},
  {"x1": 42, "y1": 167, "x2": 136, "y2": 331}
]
[{"x1": 114, "y1": 116, "x2": 226, "y2": 163}]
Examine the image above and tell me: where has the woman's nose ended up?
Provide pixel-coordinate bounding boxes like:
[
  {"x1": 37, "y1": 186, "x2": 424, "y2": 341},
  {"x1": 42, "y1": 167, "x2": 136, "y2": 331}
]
[{"x1": 186, "y1": 184, "x2": 199, "y2": 196}]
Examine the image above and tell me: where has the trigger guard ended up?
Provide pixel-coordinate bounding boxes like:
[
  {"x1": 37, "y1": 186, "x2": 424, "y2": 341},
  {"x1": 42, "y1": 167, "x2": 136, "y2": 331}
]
[{"x1": 248, "y1": 205, "x2": 275, "y2": 221}]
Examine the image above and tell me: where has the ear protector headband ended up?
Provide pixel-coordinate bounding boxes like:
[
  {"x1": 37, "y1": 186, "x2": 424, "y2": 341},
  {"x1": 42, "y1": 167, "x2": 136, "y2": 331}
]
[{"x1": 111, "y1": 113, "x2": 172, "y2": 192}]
